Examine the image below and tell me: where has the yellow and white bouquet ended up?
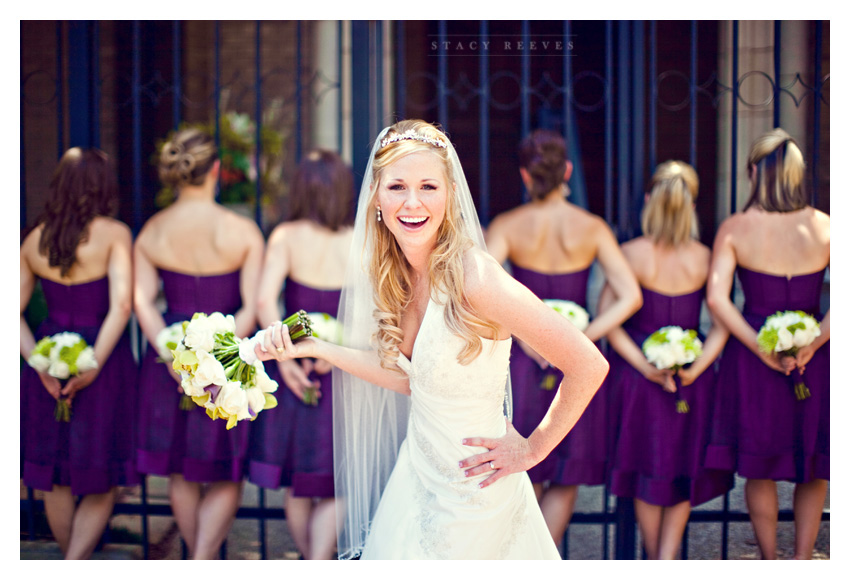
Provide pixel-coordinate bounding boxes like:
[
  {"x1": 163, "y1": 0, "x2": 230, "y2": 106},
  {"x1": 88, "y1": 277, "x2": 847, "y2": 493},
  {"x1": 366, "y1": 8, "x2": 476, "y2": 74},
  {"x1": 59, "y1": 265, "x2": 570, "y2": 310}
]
[
  {"x1": 756, "y1": 310, "x2": 821, "y2": 400},
  {"x1": 642, "y1": 326, "x2": 704, "y2": 413},
  {"x1": 539, "y1": 300, "x2": 590, "y2": 390},
  {"x1": 170, "y1": 311, "x2": 312, "y2": 429},
  {"x1": 27, "y1": 332, "x2": 98, "y2": 421}
]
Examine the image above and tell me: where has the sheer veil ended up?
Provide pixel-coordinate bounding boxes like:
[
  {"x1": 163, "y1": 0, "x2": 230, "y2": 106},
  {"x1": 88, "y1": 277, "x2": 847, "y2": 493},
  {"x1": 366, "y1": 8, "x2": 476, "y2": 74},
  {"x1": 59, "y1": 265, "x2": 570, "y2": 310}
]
[{"x1": 332, "y1": 123, "x2": 512, "y2": 560}]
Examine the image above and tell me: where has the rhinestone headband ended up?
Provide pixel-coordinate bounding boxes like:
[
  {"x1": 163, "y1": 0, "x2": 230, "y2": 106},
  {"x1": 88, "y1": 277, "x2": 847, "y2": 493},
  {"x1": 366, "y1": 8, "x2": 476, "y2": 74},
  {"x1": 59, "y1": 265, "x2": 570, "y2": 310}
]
[{"x1": 380, "y1": 129, "x2": 448, "y2": 149}]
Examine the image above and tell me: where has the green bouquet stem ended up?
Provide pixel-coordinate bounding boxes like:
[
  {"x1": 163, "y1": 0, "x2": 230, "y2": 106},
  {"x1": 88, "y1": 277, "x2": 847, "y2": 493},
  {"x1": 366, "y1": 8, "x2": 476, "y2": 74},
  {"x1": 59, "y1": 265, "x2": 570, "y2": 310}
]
[
  {"x1": 282, "y1": 310, "x2": 314, "y2": 342},
  {"x1": 54, "y1": 398, "x2": 71, "y2": 422}
]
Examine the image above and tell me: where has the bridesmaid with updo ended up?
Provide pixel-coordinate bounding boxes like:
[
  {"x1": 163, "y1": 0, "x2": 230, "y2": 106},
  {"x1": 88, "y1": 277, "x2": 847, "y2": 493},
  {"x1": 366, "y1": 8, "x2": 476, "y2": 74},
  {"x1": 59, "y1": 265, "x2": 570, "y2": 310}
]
[
  {"x1": 134, "y1": 128, "x2": 265, "y2": 559},
  {"x1": 601, "y1": 161, "x2": 733, "y2": 559},
  {"x1": 705, "y1": 128, "x2": 829, "y2": 560},
  {"x1": 20, "y1": 148, "x2": 138, "y2": 559},
  {"x1": 247, "y1": 149, "x2": 354, "y2": 559},
  {"x1": 485, "y1": 129, "x2": 642, "y2": 551}
]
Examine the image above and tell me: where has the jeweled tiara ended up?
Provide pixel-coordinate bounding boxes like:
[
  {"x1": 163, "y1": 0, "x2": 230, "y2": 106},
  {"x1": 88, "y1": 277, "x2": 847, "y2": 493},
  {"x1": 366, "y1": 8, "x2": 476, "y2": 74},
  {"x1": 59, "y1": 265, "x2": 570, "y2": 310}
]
[{"x1": 380, "y1": 129, "x2": 448, "y2": 149}]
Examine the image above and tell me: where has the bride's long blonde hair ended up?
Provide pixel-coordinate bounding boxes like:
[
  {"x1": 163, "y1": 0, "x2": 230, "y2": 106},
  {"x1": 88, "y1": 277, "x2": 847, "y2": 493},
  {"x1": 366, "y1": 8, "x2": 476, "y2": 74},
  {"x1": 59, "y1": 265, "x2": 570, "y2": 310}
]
[{"x1": 366, "y1": 120, "x2": 498, "y2": 370}]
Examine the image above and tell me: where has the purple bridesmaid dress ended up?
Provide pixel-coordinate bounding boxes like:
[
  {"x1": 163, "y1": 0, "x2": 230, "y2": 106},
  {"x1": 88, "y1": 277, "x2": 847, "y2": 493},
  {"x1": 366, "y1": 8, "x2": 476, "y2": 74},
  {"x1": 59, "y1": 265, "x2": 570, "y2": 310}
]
[
  {"x1": 21, "y1": 278, "x2": 140, "y2": 495},
  {"x1": 248, "y1": 278, "x2": 340, "y2": 497},
  {"x1": 607, "y1": 287, "x2": 734, "y2": 506},
  {"x1": 705, "y1": 267, "x2": 829, "y2": 483},
  {"x1": 136, "y1": 269, "x2": 249, "y2": 482},
  {"x1": 508, "y1": 263, "x2": 608, "y2": 486}
]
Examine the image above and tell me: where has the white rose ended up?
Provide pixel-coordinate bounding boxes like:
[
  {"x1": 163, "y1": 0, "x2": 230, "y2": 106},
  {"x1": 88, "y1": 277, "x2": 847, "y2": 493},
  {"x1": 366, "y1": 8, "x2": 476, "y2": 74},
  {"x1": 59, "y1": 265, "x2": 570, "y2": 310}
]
[
  {"x1": 48, "y1": 360, "x2": 71, "y2": 379},
  {"x1": 217, "y1": 381, "x2": 248, "y2": 419},
  {"x1": 207, "y1": 312, "x2": 236, "y2": 336},
  {"x1": 193, "y1": 350, "x2": 228, "y2": 387},
  {"x1": 27, "y1": 353, "x2": 51, "y2": 373},
  {"x1": 775, "y1": 327, "x2": 794, "y2": 353},
  {"x1": 791, "y1": 328, "x2": 816, "y2": 348},
  {"x1": 252, "y1": 362, "x2": 278, "y2": 393},
  {"x1": 76, "y1": 347, "x2": 98, "y2": 373},
  {"x1": 245, "y1": 386, "x2": 266, "y2": 417},
  {"x1": 183, "y1": 317, "x2": 216, "y2": 352},
  {"x1": 53, "y1": 332, "x2": 81, "y2": 349},
  {"x1": 181, "y1": 375, "x2": 206, "y2": 398}
]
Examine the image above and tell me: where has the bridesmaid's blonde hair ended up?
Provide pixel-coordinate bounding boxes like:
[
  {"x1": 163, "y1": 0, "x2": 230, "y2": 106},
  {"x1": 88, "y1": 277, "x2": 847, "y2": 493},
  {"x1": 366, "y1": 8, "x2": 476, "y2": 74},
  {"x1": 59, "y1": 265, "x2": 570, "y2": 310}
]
[
  {"x1": 744, "y1": 127, "x2": 807, "y2": 212},
  {"x1": 641, "y1": 160, "x2": 699, "y2": 247},
  {"x1": 366, "y1": 119, "x2": 498, "y2": 370}
]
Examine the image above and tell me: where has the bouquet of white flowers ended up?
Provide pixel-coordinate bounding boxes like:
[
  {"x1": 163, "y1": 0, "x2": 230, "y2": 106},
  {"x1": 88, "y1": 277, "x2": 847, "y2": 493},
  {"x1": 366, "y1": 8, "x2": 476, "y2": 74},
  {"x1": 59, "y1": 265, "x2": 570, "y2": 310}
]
[
  {"x1": 642, "y1": 326, "x2": 704, "y2": 413},
  {"x1": 170, "y1": 310, "x2": 313, "y2": 429},
  {"x1": 756, "y1": 310, "x2": 822, "y2": 400},
  {"x1": 27, "y1": 332, "x2": 99, "y2": 421},
  {"x1": 538, "y1": 300, "x2": 590, "y2": 390}
]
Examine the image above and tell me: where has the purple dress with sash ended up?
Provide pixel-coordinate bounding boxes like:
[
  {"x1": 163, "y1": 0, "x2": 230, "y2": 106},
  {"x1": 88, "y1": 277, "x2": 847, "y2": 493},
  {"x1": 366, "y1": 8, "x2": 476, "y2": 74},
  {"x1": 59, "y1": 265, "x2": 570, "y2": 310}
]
[
  {"x1": 136, "y1": 269, "x2": 249, "y2": 482},
  {"x1": 22, "y1": 277, "x2": 140, "y2": 495},
  {"x1": 248, "y1": 278, "x2": 340, "y2": 497},
  {"x1": 509, "y1": 263, "x2": 607, "y2": 485},
  {"x1": 704, "y1": 267, "x2": 829, "y2": 483},
  {"x1": 607, "y1": 287, "x2": 733, "y2": 506}
]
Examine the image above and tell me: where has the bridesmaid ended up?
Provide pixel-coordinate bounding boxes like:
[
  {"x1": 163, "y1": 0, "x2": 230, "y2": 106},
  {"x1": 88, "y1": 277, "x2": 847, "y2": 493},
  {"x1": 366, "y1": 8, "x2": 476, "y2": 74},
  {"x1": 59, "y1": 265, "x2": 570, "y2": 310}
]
[
  {"x1": 485, "y1": 129, "x2": 642, "y2": 549},
  {"x1": 705, "y1": 128, "x2": 829, "y2": 560},
  {"x1": 134, "y1": 128, "x2": 264, "y2": 559},
  {"x1": 20, "y1": 148, "x2": 138, "y2": 559},
  {"x1": 248, "y1": 149, "x2": 354, "y2": 559},
  {"x1": 601, "y1": 161, "x2": 733, "y2": 559}
]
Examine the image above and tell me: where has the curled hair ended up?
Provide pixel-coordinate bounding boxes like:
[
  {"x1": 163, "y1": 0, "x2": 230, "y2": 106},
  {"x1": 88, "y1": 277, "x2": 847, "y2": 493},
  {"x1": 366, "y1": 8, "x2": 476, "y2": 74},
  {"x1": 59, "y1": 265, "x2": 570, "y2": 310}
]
[
  {"x1": 518, "y1": 129, "x2": 568, "y2": 200},
  {"x1": 289, "y1": 149, "x2": 354, "y2": 231},
  {"x1": 158, "y1": 128, "x2": 217, "y2": 189},
  {"x1": 641, "y1": 160, "x2": 699, "y2": 247},
  {"x1": 744, "y1": 127, "x2": 807, "y2": 212},
  {"x1": 367, "y1": 119, "x2": 498, "y2": 369},
  {"x1": 37, "y1": 148, "x2": 118, "y2": 277}
]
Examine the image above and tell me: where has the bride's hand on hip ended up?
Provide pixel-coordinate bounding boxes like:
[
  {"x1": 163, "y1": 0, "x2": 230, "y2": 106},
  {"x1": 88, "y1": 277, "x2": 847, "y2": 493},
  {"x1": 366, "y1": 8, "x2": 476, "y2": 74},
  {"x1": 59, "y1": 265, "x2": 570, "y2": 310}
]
[{"x1": 459, "y1": 418, "x2": 537, "y2": 489}]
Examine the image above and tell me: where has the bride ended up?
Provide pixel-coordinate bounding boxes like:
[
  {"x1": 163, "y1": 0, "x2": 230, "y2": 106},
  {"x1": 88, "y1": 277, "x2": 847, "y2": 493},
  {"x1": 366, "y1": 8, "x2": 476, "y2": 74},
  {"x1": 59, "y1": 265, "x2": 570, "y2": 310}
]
[{"x1": 255, "y1": 119, "x2": 609, "y2": 559}]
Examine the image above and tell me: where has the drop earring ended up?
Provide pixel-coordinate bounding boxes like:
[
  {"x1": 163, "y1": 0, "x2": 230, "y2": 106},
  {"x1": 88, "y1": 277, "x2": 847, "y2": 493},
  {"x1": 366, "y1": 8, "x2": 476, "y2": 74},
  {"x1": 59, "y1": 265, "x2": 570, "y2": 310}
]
[{"x1": 377, "y1": 208, "x2": 382, "y2": 222}]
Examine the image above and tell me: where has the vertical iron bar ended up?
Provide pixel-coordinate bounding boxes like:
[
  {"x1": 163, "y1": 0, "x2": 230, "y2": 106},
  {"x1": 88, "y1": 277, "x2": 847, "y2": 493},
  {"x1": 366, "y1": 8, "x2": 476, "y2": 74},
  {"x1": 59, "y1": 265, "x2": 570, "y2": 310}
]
[
  {"x1": 255, "y1": 21, "x2": 263, "y2": 228},
  {"x1": 132, "y1": 20, "x2": 142, "y2": 234},
  {"x1": 774, "y1": 20, "x2": 781, "y2": 128},
  {"x1": 631, "y1": 21, "x2": 644, "y2": 238},
  {"x1": 173, "y1": 20, "x2": 181, "y2": 131},
  {"x1": 91, "y1": 21, "x2": 100, "y2": 148},
  {"x1": 214, "y1": 21, "x2": 221, "y2": 201},
  {"x1": 605, "y1": 21, "x2": 613, "y2": 226},
  {"x1": 351, "y1": 21, "x2": 371, "y2": 180},
  {"x1": 141, "y1": 477, "x2": 150, "y2": 559},
  {"x1": 602, "y1": 484, "x2": 610, "y2": 559},
  {"x1": 396, "y1": 20, "x2": 406, "y2": 121},
  {"x1": 56, "y1": 21, "x2": 64, "y2": 159},
  {"x1": 521, "y1": 20, "x2": 530, "y2": 138},
  {"x1": 617, "y1": 20, "x2": 630, "y2": 238},
  {"x1": 721, "y1": 492, "x2": 730, "y2": 559},
  {"x1": 812, "y1": 20, "x2": 822, "y2": 209},
  {"x1": 438, "y1": 20, "x2": 448, "y2": 131},
  {"x1": 376, "y1": 20, "x2": 384, "y2": 128},
  {"x1": 649, "y1": 21, "x2": 657, "y2": 173},
  {"x1": 20, "y1": 33, "x2": 26, "y2": 230},
  {"x1": 258, "y1": 488, "x2": 267, "y2": 560},
  {"x1": 731, "y1": 21, "x2": 739, "y2": 215},
  {"x1": 478, "y1": 20, "x2": 490, "y2": 227},
  {"x1": 563, "y1": 20, "x2": 571, "y2": 152},
  {"x1": 338, "y1": 20, "x2": 344, "y2": 156},
  {"x1": 690, "y1": 20, "x2": 697, "y2": 168},
  {"x1": 296, "y1": 21, "x2": 303, "y2": 163}
]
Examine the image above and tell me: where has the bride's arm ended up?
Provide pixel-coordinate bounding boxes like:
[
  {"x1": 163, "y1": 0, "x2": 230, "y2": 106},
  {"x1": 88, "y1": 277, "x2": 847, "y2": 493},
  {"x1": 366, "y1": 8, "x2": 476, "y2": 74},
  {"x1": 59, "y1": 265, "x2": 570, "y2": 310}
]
[
  {"x1": 253, "y1": 324, "x2": 411, "y2": 395},
  {"x1": 459, "y1": 249, "x2": 609, "y2": 487}
]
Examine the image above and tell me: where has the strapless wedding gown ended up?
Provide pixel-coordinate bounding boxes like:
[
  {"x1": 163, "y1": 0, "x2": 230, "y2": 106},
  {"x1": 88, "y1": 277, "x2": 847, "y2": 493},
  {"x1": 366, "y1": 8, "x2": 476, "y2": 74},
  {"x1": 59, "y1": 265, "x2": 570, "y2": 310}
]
[{"x1": 360, "y1": 295, "x2": 560, "y2": 560}]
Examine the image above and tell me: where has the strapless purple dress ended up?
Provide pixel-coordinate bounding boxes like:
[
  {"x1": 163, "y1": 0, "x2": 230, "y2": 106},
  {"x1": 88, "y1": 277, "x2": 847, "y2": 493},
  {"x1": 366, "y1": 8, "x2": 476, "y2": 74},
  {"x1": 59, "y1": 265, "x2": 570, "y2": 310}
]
[
  {"x1": 607, "y1": 287, "x2": 734, "y2": 506},
  {"x1": 248, "y1": 278, "x2": 340, "y2": 497},
  {"x1": 21, "y1": 277, "x2": 140, "y2": 495},
  {"x1": 135, "y1": 269, "x2": 249, "y2": 482},
  {"x1": 704, "y1": 267, "x2": 829, "y2": 483},
  {"x1": 508, "y1": 263, "x2": 607, "y2": 485}
]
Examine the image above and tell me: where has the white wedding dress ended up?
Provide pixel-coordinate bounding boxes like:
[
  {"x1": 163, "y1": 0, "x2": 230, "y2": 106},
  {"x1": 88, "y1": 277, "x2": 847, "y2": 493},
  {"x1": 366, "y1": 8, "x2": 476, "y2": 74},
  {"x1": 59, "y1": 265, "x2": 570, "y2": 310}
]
[{"x1": 360, "y1": 295, "x2": 561, "y2": 560}]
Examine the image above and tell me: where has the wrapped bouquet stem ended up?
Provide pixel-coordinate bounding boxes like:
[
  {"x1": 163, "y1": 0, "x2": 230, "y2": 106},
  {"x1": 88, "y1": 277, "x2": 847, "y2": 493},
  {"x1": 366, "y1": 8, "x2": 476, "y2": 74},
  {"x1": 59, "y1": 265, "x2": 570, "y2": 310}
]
[
  {"x1": 27, "y1": 332, "x2": 99, "y2": 422},
  {"x1": 756, "y1": 310, "x2": 821, "y2": 401},
  {"x1": 171, "y1": 311, "x2": 313, "y2": 428},
  {"x1": 642, "y1": 326, "x2": 703, "y2": 414}
]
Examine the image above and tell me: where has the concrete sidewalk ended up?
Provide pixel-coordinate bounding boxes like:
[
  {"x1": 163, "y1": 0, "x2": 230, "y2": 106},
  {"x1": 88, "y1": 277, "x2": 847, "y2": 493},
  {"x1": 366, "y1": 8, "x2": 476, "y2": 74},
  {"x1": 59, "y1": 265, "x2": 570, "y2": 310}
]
[{"x1": 21, "y1": 475, "x2": 829, "y2": 560}]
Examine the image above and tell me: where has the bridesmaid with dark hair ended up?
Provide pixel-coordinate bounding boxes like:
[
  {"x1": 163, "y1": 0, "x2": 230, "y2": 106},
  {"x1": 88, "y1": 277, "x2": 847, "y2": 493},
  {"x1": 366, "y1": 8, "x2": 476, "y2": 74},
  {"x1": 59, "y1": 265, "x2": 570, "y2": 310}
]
[
  {"x1": 134, "y1": 128, "x2": 265, "y2": 559},
  {"x1": 705, "y1": 128, "x2": 829, "y2": 560},
  {"x1": 247, "y1": 149, "x2": 354, "y2": 559},
  {"x1": 601, "y1": 161, "x2": 733, "y2": 559},
  {"x1": 20, "y1": 148, "x2": 138, "y2": 559},
  {"x1": 485, "y1": 129, "x2": 642, "y2": 550}
]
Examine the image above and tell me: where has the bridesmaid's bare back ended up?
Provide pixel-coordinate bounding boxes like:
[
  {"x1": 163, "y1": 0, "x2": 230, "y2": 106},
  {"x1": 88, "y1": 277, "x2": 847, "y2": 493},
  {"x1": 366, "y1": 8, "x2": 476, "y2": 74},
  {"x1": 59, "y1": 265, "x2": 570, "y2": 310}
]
[
  {"x1": 726, "y1": 206, "x2": 830, "y2": 277},
  {"x1": 135, "y1": 200, "x2": 257, "y2": 275},
  {"x1": 275, "y1": 220, "x2": 353, "y2": 289},
  {"x1": 22, "y1": 216, "x2": 130, "y2": 284},
  {"x1": 621, "y1": 236, "x2": 710, "y2": 295}
]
